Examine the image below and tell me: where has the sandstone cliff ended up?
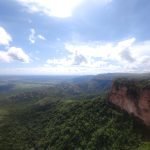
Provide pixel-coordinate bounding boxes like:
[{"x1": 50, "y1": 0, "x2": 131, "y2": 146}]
[{"x1": 109, "y1": 78, "x2": 150, "y2": 126}]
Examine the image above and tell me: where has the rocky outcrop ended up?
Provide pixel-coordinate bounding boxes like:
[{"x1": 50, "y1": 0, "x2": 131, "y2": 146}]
[{"x1": 109, "y1": 79, "x2": 150, "y2": 126}]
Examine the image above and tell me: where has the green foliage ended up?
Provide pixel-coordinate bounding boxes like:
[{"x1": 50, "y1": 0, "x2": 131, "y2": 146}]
[
  {"x1": 0, "y1": 75, "x2": 150, "y2": 150},
  {"x1": 114, "y1": 77, "x2": 150, "y2": 90},
  {"x1": 0, "y1": 97, "x2": 142, "y2": 150},
  {"x1": 138, "y1": 142, "x2": 150, "y2": 150}
]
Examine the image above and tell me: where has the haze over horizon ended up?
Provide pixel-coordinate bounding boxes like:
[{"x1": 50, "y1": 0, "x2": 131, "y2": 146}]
[{"x1": 0, "y1": 0, "x2": 150, "y2": 75}]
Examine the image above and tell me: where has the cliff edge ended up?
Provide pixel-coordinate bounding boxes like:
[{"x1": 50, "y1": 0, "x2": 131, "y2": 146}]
[{"x1": 109, "y1": 78, "x2": 150, "y2": 126}]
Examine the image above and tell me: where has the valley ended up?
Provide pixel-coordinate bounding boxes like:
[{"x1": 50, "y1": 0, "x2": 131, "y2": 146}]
[{"x1": 0, "y1": 74, "x2": 150, "y2": 150}]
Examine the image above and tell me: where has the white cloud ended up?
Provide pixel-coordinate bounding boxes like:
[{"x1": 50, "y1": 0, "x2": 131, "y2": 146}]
[
  {"x1": 29, "y1": 28, "x2": 46, "y2": 44},
  {"x1": 37, "y1": 35, "x2": 46, "y2": 40},
  {"x1": 65, "y1": 38, "x2": 136, "y2": 60},
  {"x1": 120, "y1": 49, "x2": 135, "y2": 63},
  {"x1": 47, "y1": 53, "x2": 88, "y2": 66},
  {"x1": 44, "y1": 37, "x2": 150, "y2": 74},
  {"x1": 0, "y1": 51, "x2": 10, "y2": 63},
  {"x1": 0, "y1": 27, "x2": 30, "y2": 64},
  {"x1": 73, "y1": 54, "x2": 87, "y2": 65},
  {"x1": 47, "y1": 57, "x2": 72, "y2": 66},
  {"x1": 0, "y1": 26, "x2": 12, "y2": 46},
  {"x1": 29, "y1": 28, "x2": 36, "y2": 44},
  {"x1": 17, "y1": 0, "x2": 112, "y2": 18},
  {"x1": 3, "y1": 37, "x2": 150, "y2": 75},
  {"x1": 0, "y1": 47, "x2": 30, "y2": 63}
]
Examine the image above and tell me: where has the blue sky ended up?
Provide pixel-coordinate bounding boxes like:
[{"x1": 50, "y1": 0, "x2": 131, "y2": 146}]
[{"x1": 0, "y1": 0, "x2": 150, "y2": 75}]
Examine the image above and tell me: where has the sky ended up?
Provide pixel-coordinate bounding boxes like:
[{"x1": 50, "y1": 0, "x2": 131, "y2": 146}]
[{"x1": 0, "y1": 0, "x2": 150, "y2": 75}]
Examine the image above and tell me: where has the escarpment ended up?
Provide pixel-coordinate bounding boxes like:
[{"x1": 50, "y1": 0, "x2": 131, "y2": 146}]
[{"x1": 109, "y1": 78, "x2": 150, "y2": 126}]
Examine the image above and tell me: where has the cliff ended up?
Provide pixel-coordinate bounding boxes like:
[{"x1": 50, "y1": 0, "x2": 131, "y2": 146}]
[{"x1": 109, "y1": 78, "x2": 150, "y2": 126}]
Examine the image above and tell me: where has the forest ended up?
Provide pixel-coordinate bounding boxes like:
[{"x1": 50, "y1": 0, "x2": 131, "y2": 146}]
[{"x1": 0, "y1": 74, "x2": 150, "y2": 150}]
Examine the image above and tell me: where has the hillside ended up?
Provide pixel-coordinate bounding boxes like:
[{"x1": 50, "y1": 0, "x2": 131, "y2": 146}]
[
  {"x1": 0, "y1": 97, "x2": 142, "y2": 150},
  {"x1": 0, "y1": 74, "x2": 150, "y2": 150}
]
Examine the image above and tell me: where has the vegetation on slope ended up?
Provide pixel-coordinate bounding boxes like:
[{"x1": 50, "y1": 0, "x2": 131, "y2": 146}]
[
  {"x1": 0, "y1": 96, "x2": 142, "y2": 150},
  {"x1": 0, "y1": 74, "x2": 150, "y2": 150}
]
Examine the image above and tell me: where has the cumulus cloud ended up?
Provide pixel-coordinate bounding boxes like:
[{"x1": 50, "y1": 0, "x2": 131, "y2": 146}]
[
  {"x1": 44, "y1": 37, "x2": 150, "y2": 74},
  {"x1": 16, "y1": 0, "x2": 112, "y2": 18},
  {"x1": 5, "y1": 37, "x2": 150, "y2": 75},
  {"x1": 0, "y1": 26, "x2": 30, "y2": 64},
  {"x1": 29, "y1": 28, "x2": 46, "y2": 44},
  {"x1": 120, "y1": 49, "x2": 135, "y2": 63},
  {"x1": 47, "y1": 53, "x2": 87, "y2": 67},
  {"x1": 0, "y1": 26, "x2": 12, "y2": 46},
  {"x1": 73, "y1": 54, "x2": 87, "y2": 65},
  {"x1": 0, "y1": 47, "x2": 30, "y2": 63},
  {"x1": 65, "y1": 38, "x2": 136, "y2": 59}
]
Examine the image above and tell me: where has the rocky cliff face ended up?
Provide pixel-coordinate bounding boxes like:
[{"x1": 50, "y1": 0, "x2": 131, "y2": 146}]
[{"x1": 109, "y1": 79, "x2": 150, "y2": 126}]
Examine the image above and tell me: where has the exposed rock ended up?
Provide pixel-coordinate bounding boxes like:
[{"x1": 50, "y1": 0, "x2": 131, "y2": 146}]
[{"x1": 109, "y1": 79, "x2": 150, "y2": 126}]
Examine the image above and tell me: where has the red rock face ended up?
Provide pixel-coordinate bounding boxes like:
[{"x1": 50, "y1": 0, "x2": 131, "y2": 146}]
[{"x1": 109, "y1": 85, "x2": 150, "y2": 126}]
